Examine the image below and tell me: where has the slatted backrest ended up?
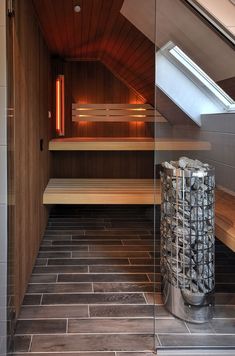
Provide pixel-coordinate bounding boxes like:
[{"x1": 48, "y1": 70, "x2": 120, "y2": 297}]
[{"x1": 72, "y1": 103, "x2": 166, "y2": 122}]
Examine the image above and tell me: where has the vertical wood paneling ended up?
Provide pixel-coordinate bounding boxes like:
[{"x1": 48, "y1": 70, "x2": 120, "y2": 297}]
[
  {"x1": 61, "y1": 60, "x2": 151, "y2": 138},
  {"x1": 12, "y1": 0, "x2": 51, "y2": 314},
  {"x1": 51, "y1": 60, "x2": 153, "y2": 179},
  {"x1": 32, "y1": 0, "x2": 155, "y2": 104},
  {"x1": 218, "y1": 77, "x2": 235, "y2": 100}
]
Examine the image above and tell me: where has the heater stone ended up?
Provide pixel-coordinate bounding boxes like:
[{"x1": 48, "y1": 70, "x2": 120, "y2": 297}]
[{"x1": 160, "y1": 157, "x2": 215, "y2": 323}]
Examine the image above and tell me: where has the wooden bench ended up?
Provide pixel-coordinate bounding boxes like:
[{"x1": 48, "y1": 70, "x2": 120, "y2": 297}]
[
  {"x1": 43, "y1": 180, "x2": 235, "y2": 251},
  {"x1": 215, "y1": 190, "x2": 235, "y2": 252},
  {"x1": 43, "y1": 179, "x2": 159, "y2": 205},
  {"x1": 48, "y1": 137, "x2": 211, "y2": 151}
]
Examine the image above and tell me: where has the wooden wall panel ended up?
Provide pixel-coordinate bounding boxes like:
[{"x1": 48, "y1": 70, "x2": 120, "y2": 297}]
[
  {"x1": 52, "y1": 152, "x2": 154, "y2": 179},
  {"x1": 12, "y1": 0, "x2": 51, "y2": 314},
  {"x1": 57, "y1": 60, "x2": 152, "y2": 138},
  {"x1": 218, "y1": 77, "x2": 235, "y2": 100},
  {"x1": 51, "y1": 60, "x2": 154, "y2": 179},
  {"x1": 33, "y1": 0, "x2": 155, "y2": 104}
]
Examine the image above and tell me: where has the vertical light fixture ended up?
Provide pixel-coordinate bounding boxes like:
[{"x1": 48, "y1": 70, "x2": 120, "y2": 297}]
[{"x1": 56, "y1": 74, "x2": 65, "y2": 136}]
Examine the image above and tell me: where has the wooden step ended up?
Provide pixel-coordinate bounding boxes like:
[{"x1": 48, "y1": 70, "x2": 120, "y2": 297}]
[
  {"x1": 49, "y1": 137, "x2": 211, "y2": 151},
  {"x1": 43, "y1": 179, "x2": 158, "y2": 205}
]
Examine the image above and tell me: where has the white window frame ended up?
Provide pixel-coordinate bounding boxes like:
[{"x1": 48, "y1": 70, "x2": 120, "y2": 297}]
[{"x1": 160, "y1": 41, "x2": 235, "y2": 113}]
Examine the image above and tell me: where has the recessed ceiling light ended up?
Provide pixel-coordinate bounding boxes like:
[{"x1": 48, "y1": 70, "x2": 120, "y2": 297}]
[{"x1": 74, "y1": 5, "x2": 81, "y2": 13}]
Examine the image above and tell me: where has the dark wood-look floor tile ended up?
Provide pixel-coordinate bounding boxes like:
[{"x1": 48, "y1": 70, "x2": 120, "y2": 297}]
[
  {"x1": 58, "y1": 273, "x2": 149, "y2": 283},
  {"x1": 31, "y1": 334, "x2": 155, "y2": 352},
  {"x1": 29, "y1": 275, "x2": 57, "y2": 284},
  {"x1": 186, "y1": 322, "x2": 215, "y2": 334},
  {"x1": 35, "y1": 258, "x2": 48, "y2": 266},
  {"x1": 42, "y1": 293, "x2": 146, "y2": 305},
  {"x1": 147, "y1": 274, "x2": 160, "y2": 282},
  {"x1": 89, "y1": 245, "x2": 153, "y2": 251},
  {"x1": 145, "y1": 293, "x2": 163, "y2": 305},
  {"x1": 89, "y1": 266, "x2": 154, "y2": 274},
  {"x1": 44, "y1": 235, "x2": 72, "y2": 240},
  {"x1": 93, "y1": 282, "x2": 154, "y2": 293},
  {"x1": 155, "y1": 305, "x2": 173, "y2": 317},
  {"x1": 72, "y1": 251, "x2": 150, "y2": 258},
  {"x1": 90, "y1": 305, "x2": 154, "y2": 318},
  {"x1": 40, "y1": 246, "x2": 89, "y2": 252},
  {"x1": 116, "y1": 353, "x2": 155, "y2": 356},
  {"x1": 155, "y1": 319, "x2": 189, "y2": 333},
  {"x1": 122, "y1": 240, "x2": 154, "y2": 246},
  {"x1": 45, "y1": 230, "x2": 85, "y2": 235},
  {"x1": 47, "y1": 258, "x2": 130, "y2": 266},
  {"x1": 216, "y1": 284, "x2": 235, "y2": 293},
  {"x1": 27, "y1": 283, "x2": 92, "y2": 294},
  {"x1": 38, "y1": 252, "x2": 71, "y2": 258},
  {"x1": 13, "y1": 353, "x2": 115, "y2": 356},
  {"x1": 15, "y1": 205, "x2": 235, "y2": 354},
  {"x1": 216, "y1": 273, "x2": 235, "y2": 283},
  {"x1": 22, "y1": 295, "x2": 42, "y2": 305},
  {"x1": 19, "y1": 305, "x2": 88, "y2": 319},
  {"x1": 84, "y1": 230, "x2": 150, "y2": 236},
  {"x1": 211, "y1": 319, "x2": 235, "y2": 333},
  {"x1": 158, "y1": 334, "x2": 235, "y2": 347},
  {"x1": 129, "y1": 259, "x2": 154, "y2": 265},
  {"x1": 52, "y1": 240, "x2": 123, "y2": 246},
  {"x1": 15, "y1": 319, "x2": 67, "y2": 334},
  {"x1": 215, "y1": 293, "x2": 235, "y2": 305},
  {"x1": 68, "y1": 318, "x2": 154, "y2": 334},
  {"x1": 72, "y1": 235, "x2": 142, "y2": 240},
  {"x1": 33, "y1": 266, "x2": 88, "y2": 274},
  {"x1": 13, "y1": 336, "x2": 31, "y2": 352},
  {"x1": 215, "y1": 306, "x2": 235, "y2": 318}
]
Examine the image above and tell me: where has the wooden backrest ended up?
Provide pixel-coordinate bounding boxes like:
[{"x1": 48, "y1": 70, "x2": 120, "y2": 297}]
[{"x1": 72, "y1": 103, "x2": 166, "y2": 122}]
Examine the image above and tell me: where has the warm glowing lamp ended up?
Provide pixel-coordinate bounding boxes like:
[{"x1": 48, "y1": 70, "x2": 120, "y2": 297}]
[{"x1": 56, "y1": 75, "x2": 65, "y2": 136}]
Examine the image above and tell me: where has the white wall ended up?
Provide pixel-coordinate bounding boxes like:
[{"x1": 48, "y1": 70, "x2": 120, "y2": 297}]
[
  {"x1": 197, "y1": 0, "x2": 235, "y2": 36},
  {"x1": 121, "y1": 0, "x2": 235, "y2": 81},
  {"x1": 167, "y1": 113, "x2": 235, "y2": 194},
  {"x1": 0, "y1": 0, "x2": 7, "y2": 354}
]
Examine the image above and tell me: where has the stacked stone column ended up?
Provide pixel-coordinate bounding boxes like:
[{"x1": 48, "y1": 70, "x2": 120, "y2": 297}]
[{"x1": 160, "y1": 157, "x2": 215, "y2": 322}]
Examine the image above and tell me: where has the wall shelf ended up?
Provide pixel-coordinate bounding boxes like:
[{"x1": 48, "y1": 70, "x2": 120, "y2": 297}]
[{"x1": 49, "y1": 137, "x2": 211, "y2": 151}]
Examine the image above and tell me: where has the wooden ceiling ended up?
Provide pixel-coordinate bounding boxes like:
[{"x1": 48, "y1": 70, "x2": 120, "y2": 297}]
[{"x1": 32, "y1": 0, "x2": 155, "y2": 104}]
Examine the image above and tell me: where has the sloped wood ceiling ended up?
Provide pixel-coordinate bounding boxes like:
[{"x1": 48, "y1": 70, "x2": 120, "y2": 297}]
[{"x1": 32, "y1": 0, "x2": 155, "y2": 104}]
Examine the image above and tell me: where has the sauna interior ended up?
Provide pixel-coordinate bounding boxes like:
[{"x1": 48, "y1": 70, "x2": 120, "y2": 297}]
[{"x1": 1, "y1": 0, "x2": 235, "y2": 354}]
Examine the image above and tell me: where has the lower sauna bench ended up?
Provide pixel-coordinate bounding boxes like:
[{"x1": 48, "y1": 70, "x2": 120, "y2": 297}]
[
  {"x1": 43, "y1": 180, "x2": 235, "y2": 252},
  {"x1": 43, "y1": 179, "x2": 159, "y2": 205}
]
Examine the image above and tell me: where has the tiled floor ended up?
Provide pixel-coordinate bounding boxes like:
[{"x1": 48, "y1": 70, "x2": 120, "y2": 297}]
[{"x1": 12, "y1": 205, "x2": 235, "y2": 355}]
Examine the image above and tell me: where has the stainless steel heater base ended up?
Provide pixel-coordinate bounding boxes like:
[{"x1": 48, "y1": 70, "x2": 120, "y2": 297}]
[{"x1": 162, "y1": 279, "x2": 215, "y2": 323}]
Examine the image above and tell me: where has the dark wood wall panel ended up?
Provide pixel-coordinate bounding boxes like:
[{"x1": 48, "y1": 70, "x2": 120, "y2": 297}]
[
  {"x1": 33, "y1": 0, "x2": 155, "y2": 104},
  {"x1": 52, "y1": 152, "x2": 154, "y2": 179},
  {"x1": 63, "y1": 61, "x2": 150, "y2": 138},
  {"x1": 51, "y1": 60, "x2": 153, "y2": 179},
  {"x1": 218, "y1": 77, "x2": 235, "y2": 100},
  {"x1": 12, "y1": 0, "x2": 51, "y2": 314}
]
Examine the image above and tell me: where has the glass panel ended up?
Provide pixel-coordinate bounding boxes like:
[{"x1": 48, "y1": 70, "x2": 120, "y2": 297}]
[{"x1": 154, "y1": 0, "x2": 235, "y2": 352}]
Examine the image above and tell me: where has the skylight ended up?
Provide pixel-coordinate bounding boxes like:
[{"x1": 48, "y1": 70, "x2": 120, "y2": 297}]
[{"x1": 162, "y1": 42, "x2": 235, "y2": 112}]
